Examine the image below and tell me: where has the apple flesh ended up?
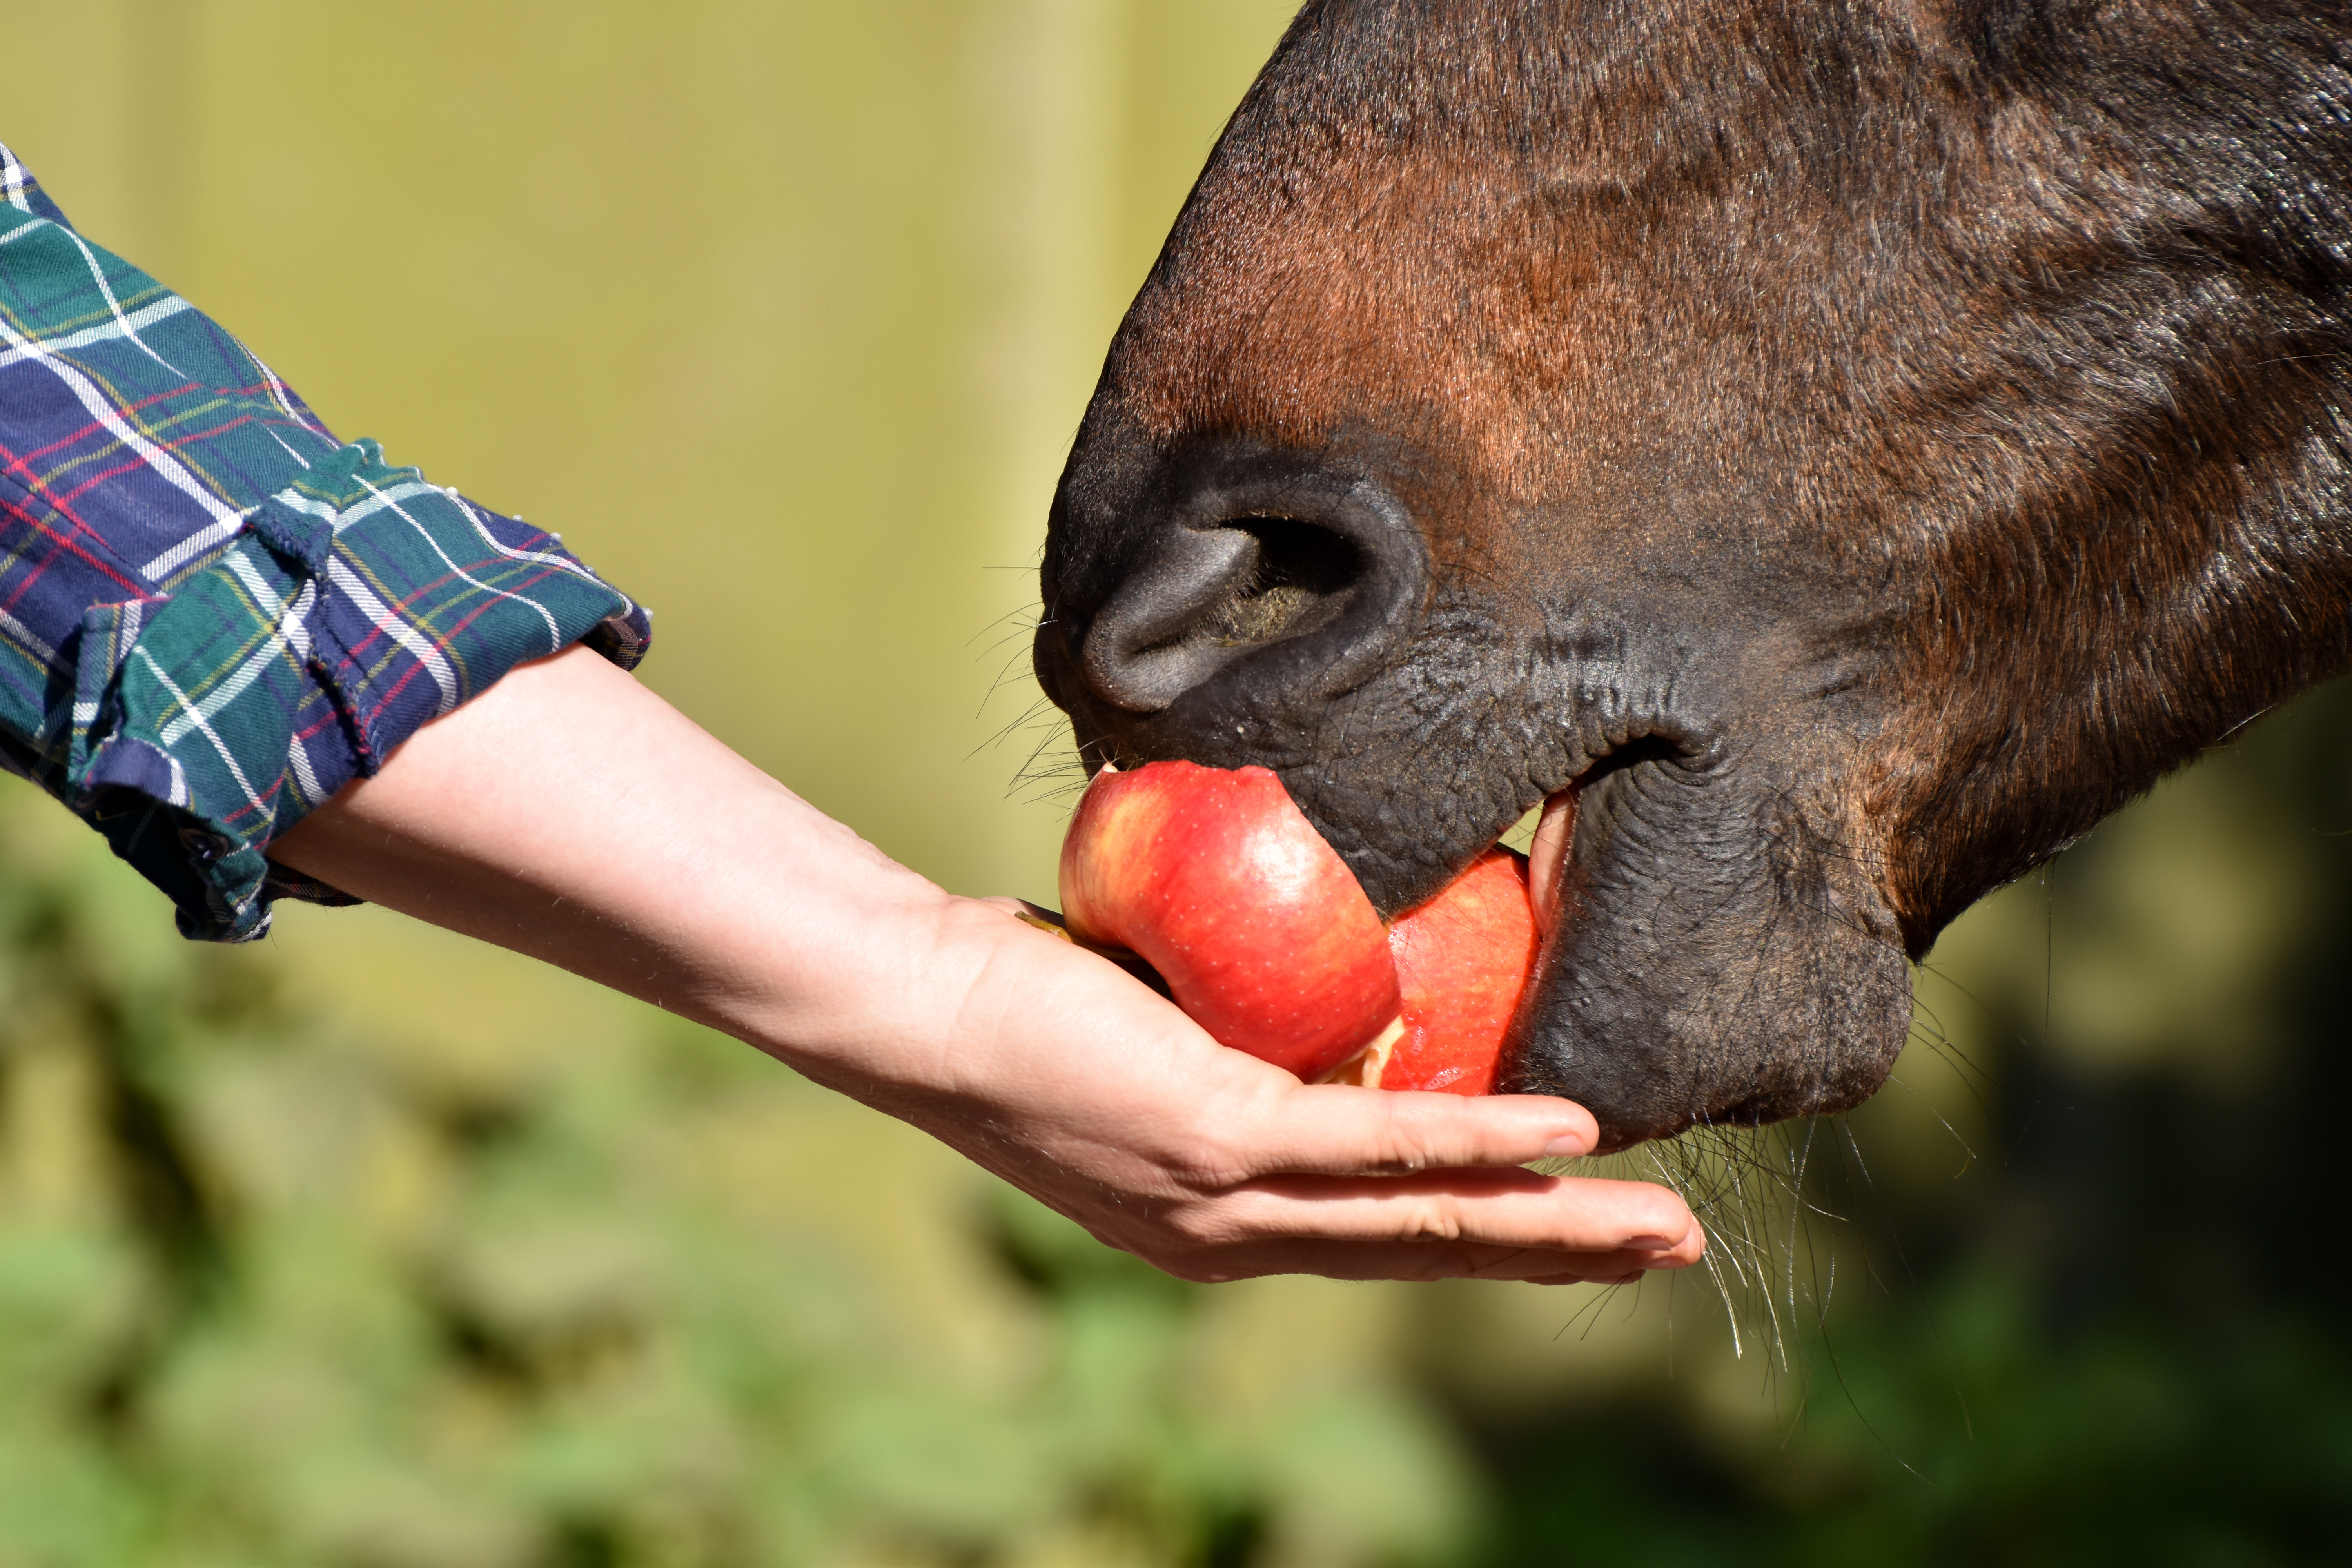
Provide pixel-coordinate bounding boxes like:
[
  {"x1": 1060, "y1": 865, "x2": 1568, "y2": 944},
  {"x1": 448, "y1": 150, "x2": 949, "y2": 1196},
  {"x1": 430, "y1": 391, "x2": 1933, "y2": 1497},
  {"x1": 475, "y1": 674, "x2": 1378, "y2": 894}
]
[{"x1": 1059, "y1": 761, "x2": 1400, "y2": 1079}]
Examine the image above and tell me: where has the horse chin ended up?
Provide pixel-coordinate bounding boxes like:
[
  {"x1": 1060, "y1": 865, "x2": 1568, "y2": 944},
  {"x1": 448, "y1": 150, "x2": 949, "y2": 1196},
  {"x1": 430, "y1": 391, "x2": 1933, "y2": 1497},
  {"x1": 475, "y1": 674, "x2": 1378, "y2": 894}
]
[{"x1": 1492, "y1": 743, "x2": 1913, "y2": 1151}]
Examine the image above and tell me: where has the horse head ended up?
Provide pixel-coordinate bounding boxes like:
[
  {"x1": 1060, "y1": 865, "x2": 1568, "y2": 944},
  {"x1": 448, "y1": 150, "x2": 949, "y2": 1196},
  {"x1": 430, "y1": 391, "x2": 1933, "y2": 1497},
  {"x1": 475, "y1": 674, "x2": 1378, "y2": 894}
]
[{"x1": 1032, "y1": 0, "x2": 2352, "y2": 1147}]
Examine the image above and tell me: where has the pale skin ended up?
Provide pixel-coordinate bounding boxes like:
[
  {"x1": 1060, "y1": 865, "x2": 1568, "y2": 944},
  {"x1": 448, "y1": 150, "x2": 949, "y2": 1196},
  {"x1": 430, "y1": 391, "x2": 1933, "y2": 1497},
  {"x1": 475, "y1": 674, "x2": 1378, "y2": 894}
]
[{"x1": 270, "y1": 644, "x2": 1705, "y2": 1284}]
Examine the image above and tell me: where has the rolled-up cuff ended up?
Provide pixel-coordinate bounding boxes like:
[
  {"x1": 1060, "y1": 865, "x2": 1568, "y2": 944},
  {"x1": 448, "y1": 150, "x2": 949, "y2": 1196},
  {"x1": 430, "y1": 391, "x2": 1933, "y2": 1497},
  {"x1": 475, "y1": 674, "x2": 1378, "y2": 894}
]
[{"x1": 65, "y1": 439, "x2": 651, "y2": 941}]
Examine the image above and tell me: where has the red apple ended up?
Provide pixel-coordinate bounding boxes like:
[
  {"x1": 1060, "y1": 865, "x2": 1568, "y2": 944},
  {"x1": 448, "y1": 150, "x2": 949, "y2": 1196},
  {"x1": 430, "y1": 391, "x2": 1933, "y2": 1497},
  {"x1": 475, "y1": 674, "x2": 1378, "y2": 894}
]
[
  {"x1": 1059, "y1": 761, "x2": 1401, "y2": 1078},
  {"x1": 1058, "y1": 762, "x2": 1570, "y2": 1092},
  {"x1": 1377, "y1": 847, "x2": 1541, "y2": 1095}
]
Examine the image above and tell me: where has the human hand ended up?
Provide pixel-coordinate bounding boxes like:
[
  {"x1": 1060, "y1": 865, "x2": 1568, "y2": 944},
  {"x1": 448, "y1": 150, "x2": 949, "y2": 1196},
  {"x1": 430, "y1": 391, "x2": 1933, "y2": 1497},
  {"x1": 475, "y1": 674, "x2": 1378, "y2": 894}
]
[{"x1": 802, "y1": 890, "x2": 1704, "y2": 1285}]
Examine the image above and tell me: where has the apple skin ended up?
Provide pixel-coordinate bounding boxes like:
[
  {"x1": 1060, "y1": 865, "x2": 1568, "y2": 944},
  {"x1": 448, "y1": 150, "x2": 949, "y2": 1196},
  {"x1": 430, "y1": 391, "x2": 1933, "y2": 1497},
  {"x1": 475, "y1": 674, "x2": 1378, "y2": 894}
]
[
  {"x1": 1060, "y1": 761, "x2": 1401, "y2": 1079},
  {"x1": 1381, "y1": 847, "x2": 1541, "y2": 1095}
]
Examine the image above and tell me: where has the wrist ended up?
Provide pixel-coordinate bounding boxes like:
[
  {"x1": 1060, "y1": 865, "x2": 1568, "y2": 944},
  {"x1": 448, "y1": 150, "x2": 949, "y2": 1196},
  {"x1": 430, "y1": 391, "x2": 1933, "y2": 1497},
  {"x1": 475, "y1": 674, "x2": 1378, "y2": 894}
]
[{"x1": 694, "y1": 868, "x2": 1010, "y2": 1091}]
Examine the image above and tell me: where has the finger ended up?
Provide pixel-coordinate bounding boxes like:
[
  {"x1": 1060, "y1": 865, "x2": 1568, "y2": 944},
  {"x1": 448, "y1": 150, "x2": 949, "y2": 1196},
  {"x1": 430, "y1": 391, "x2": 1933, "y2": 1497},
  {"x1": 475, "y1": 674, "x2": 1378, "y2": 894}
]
[
  {"x1": 1454, "y1": 1242, "x2": 1696, "y2": 1282},
  {"x1": 1197, "y1": 1170, "x2": 1704, "y2": 1258},
  {"x1": 1210, "y1": 1078, "x2": 1605, "y2": 1178},
  {"x1": 1147, "y1": 1235, "x2": 1700, "y2": 1285}
]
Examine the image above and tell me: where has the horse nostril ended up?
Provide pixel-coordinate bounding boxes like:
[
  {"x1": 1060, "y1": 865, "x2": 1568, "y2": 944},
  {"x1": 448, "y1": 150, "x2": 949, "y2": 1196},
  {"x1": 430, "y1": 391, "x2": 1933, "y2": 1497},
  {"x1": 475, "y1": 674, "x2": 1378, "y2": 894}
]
[
  {"x1": 1199, "y1": 517, "x2": 1367, "y2": 644},
  {"x1": 1074, "y1": 474, "x2": 1427, "y2": 715},
  {"x1": 1081, "y1": 518, "x2": 1366, "y2": 711},
  {"x1": 1077, "y1": 525, "x2": 1258, "y2": 713}
]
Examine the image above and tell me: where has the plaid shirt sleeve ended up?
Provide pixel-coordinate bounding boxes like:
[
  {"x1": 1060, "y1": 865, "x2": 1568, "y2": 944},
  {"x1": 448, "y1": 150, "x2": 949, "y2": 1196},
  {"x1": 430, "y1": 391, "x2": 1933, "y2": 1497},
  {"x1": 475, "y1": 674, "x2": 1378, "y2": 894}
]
[{"x1": 0, "y1": 143, "x2": 654, "y2": 942}]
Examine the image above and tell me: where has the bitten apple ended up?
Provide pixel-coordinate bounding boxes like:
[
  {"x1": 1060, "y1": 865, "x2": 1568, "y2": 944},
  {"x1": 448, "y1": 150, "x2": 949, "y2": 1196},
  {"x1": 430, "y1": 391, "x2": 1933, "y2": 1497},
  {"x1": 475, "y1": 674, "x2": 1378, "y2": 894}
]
[
  {"x1": 1377, "y1": 847, "x2": 1541, "y2": 1095},
  {"x1": 1059, "y1": 761, "x2": 1401, "y2": 1078}
]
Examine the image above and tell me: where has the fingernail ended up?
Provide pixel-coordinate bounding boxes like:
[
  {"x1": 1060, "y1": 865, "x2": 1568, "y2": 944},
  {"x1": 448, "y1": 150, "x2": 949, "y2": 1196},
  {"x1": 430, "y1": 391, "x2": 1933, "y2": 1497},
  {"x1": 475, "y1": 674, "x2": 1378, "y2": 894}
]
[{"x1": 1541, "y1": 1132, "x2": 1590, "y2": 1158}]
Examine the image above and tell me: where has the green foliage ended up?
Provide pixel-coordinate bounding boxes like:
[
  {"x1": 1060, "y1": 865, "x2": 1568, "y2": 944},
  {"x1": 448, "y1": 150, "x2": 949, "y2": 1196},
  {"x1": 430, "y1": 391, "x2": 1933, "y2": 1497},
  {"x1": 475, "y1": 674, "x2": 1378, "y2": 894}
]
[
  {"x1": 1474, "y1": 1270, "x2": 2352, "y2": 1568},
  {"x1": 0, "y1": 780, "x2": 1473, "y2": 1567},
  {"x1": 15, "y1": 665, "x2": 2352, "y2": 1564},
  {"x1": 13, "y1": 695, "x2": 2352, "y2": 1566}
]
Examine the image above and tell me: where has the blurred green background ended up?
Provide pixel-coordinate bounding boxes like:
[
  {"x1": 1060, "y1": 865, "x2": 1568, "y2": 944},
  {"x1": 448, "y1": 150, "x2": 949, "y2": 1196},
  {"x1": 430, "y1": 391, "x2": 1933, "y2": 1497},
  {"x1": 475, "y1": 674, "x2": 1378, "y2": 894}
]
[{"x1": 4, "y1": 4, "x2": 2351, "y2": 1564}]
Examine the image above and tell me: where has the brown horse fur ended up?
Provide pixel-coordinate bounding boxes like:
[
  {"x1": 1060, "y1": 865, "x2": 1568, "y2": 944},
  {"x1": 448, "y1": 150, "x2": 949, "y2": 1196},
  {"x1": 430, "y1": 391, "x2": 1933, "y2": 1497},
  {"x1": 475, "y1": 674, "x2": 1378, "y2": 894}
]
[{"x1": 1032, "y1": 0, "x2": 2352, "y2": 1146}]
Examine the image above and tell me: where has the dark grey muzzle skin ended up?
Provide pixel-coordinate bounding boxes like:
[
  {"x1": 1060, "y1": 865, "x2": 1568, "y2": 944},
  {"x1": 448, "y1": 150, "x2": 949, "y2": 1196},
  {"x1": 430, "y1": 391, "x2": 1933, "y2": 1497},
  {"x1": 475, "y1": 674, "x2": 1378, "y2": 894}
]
[{"x1": 1035, "y1": 412, "x2": 1913, "y2": 1151}]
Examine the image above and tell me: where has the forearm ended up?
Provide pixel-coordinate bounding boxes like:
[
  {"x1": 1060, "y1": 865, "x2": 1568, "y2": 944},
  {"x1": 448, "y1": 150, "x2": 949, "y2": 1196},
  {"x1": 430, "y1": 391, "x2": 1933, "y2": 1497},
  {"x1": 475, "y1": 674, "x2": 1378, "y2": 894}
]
[{"x1": 269, "y1": 644, "x2": 969, "y2": 1078}]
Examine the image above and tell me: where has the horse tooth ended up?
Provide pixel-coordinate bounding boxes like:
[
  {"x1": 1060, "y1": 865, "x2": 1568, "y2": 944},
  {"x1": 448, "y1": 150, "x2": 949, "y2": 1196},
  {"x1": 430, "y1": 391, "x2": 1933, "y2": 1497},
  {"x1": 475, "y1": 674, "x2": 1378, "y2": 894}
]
[{"x1": 1527, "y1": 786, "x2": 1580, "y2": 936}]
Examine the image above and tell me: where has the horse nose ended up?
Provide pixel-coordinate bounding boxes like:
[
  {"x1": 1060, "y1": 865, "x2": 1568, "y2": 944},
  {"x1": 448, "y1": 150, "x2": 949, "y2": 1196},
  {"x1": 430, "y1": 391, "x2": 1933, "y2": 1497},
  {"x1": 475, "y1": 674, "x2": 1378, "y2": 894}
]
[{"x1": 1071, "y1": 471, "x2": 1430, "y2": 714}]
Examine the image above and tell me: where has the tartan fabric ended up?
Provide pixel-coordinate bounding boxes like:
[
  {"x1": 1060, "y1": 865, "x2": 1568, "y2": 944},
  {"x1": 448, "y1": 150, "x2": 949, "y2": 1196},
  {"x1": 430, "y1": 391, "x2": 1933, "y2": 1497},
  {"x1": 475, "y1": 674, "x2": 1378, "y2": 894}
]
[{"x1": 0, "y1": 142, "x2": 653, "y2": 941}]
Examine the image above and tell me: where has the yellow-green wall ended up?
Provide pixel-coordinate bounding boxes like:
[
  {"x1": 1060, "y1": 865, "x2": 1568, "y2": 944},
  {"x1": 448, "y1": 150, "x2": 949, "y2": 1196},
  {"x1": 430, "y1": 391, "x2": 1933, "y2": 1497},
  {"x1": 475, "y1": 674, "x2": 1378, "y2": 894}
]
[
  {"x1": 2, "y1": 0, "x2": 1304, "y2": 1063},
  {"x1": 5, "y1": 0, "x2": 1290, "y2": 904}
]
